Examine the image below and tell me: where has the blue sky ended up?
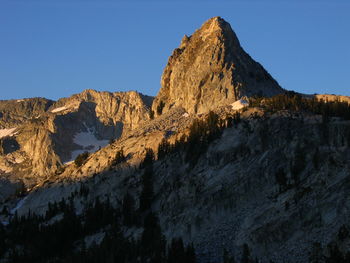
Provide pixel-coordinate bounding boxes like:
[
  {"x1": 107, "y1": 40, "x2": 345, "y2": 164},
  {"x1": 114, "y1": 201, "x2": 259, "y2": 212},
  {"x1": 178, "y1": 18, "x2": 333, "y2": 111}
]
[{"x1": 0, "y1": 0, "x2": 349, "y2": 100}]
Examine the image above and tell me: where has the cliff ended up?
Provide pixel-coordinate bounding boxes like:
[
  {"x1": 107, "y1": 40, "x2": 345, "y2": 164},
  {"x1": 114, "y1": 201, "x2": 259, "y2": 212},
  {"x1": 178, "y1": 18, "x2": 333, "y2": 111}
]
[{"x1": 152, "y1": 17, "x2": 283, "y2": 115}]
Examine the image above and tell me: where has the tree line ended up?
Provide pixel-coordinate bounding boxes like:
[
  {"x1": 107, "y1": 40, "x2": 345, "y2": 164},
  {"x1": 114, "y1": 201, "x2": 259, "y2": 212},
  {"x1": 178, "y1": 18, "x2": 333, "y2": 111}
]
[{"x1": 249, "y1": 92, "x2": 350, "y2": 120}]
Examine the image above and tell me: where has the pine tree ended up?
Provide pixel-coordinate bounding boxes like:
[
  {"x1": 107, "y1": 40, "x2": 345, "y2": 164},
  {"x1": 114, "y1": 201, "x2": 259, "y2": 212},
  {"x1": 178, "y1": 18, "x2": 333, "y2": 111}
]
[
  {"x1": 241, "y1": 243, "x2": 252, "y2": 263},
  {"x1": 223, "y1": 248, "x2": 235, "y2": 263},
  {"x1": 168, "y1": 238, "x2": 185, "y2": 263},
  {"x1": 139, "y1": 148, "x2": 155, "y2": 212},
  {"x1": 112, "y1": 149, "x2": 126, "y2": 166},
  {"x1": 157, "y1": 138, "x2": 172, "y2": 159},
  {"x1": 141, "y1": 213, "x2": 166, "y2": 262},
  {"x1": 185, "y1": 243, "x2": 196, "y2": 263},
  {"x1": 139, "y1": 165, "x2": 154, "y2": 212},
  {"x1": 122, "y1": 192, "x2": 135, "y2": 226}
]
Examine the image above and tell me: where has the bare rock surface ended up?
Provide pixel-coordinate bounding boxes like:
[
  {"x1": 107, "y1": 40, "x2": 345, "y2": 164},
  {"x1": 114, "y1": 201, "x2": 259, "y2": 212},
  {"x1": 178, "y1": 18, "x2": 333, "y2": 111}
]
[
  {"x1": 152, "y1": 17, "x2": 283, "y2": 116},
  {"x1": 315, "y1": 94, "x2": 350, "y2": 104},
  {"x1": 0, "y1": 90, "x2": 152, "y2": 189}
]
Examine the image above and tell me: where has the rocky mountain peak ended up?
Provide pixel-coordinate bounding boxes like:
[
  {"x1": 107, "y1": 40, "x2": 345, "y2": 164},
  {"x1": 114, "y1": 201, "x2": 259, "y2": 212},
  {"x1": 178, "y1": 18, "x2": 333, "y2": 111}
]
[
  {"x1": 196, "y1": 16, "x2": 236, "y2": 40},
  {"x1": 152, "y1": 17, "x2": 284, "y2": 115}
]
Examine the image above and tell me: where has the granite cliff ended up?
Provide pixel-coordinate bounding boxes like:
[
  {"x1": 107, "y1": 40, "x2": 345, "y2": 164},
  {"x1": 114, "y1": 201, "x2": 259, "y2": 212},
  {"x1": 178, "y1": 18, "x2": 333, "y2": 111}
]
[
  {"x1": 152, "y1": 17, "x2": 283, "y2": 116},
  {"x1": 0, "y1": 90, "x2": 152, "y2": 192}
]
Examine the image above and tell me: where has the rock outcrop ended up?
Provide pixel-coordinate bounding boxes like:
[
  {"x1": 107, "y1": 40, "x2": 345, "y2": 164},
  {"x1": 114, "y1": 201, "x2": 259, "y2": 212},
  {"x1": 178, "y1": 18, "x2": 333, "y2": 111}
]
[
  {"x1": 152, "y1": 17, "x2": 284, "y2": 115},
  {"x1": 50, "y1": 89, "x2": 153, "y2": 131},
  {"x1": 315, "y1": 94, "x2": 350, "y2": 104},
  {"x1": 0, "y1": 97, "x2": 54, "y2": 127}
]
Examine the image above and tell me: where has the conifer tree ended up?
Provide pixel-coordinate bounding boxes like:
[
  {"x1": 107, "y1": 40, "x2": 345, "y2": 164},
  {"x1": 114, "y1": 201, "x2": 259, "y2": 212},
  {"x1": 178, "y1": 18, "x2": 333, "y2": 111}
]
[
  {"x1": 139, "y1": 148, "x2": 155, "y2": 212},
  {"x1": 122, "y1": 192, "x2": 135, "y2": 226}
]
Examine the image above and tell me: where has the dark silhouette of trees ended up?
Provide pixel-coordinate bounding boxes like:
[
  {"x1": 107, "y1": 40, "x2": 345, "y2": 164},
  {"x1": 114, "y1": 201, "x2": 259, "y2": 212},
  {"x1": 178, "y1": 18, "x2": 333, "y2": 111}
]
[
  {"x1": 111, "y1": 149, "x2": 126, "y2": 166},
  {"x1": 141, "y1": 212, "x2": 166, "y2": 263},
  {"x1": 74, "y1": 152, "x2": 89, "y2": 167},
  {"x1": 140, "y1": 148, "x2": 155, "y2": 169},
  {"x1": 1, "y1": 196, "x2": 197, "y2": 263},
  {"x1": 122, "y1": 192, "x2": 136, "y2": 226},
  {"x1": 167, "y1": 238, "x2": 196, "y2": 263},
  {"x1": 291, "y1": 145, "x2": 306, "y2": 185},
  {"x1": 139, "y1": 165, "x2": 154, "y2": 212},
  {"x1": 157, "y1": 138, "x2": 172, "y2": 159},
  {"x1": 157, "y1": 100, "x2": 166, "y2": 115},
  {"x1": 139, "y1": 148, "x2": 155, "y2": 212},
  {"x1": 155, "y1": 111, "x2": 241, "y2": 166},
  {"x1": 249, "y1": 92, "x2": 350, "y2": 120},
  {"x1": 185, "y1": 111, "x2": 222, "y2": 165},
  {"x1": 241, "y1": 243, "x2": 252, "y2": 263},
  {"x1": 223, "y1": 249, "x2": 236, "y2": 263},
  {"x1": 275, "y1": 168, "x2": 287, "y2": 191}
]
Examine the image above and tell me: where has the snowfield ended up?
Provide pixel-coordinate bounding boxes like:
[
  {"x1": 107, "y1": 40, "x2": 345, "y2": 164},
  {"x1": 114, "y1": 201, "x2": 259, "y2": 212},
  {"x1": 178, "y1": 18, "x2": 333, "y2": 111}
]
[
  {"x1": 0, "y1": 128, "x2": 17, "y2": 139},
  {"x1": 51, "y1": 103, "x2": 80, "y2": 113},
  {"x1": 51, "y1": 106, "x2": 67, "y2": 113},
  {"x1": 70, "y1": 131, "x2": 109, "y2": 161},
  {"x1": 11, "y1": 196, "x2": 29, "y2": 214},
  {"x1": 231, "y1": 99, "x2": 248, "y2": 110}
]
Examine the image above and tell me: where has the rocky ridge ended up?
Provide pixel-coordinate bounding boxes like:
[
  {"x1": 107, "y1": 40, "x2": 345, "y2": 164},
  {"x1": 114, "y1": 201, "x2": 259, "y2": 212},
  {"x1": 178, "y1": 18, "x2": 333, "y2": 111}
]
[
  {"x1": 0, "y1": 90, "x2": 152, "y2": 192},
  {"x1": 7, "y1": 105, "x2": 350, "y2": 263}
]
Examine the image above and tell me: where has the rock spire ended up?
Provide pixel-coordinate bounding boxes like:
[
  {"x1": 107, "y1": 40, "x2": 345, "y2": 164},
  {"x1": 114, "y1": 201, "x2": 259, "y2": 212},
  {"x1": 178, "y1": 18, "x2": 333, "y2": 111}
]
[{"x1": 152, "y1": 16, "x2": 284, "y2": 115}]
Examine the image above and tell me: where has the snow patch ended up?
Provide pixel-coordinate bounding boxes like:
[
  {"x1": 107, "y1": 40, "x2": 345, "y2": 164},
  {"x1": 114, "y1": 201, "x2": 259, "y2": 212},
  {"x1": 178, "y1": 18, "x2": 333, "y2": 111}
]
[
  {"x1": 0, "y1": 128, "x2": 17, "y2": 139},
  {"x1": 231, "y1": 99, "x2": 248, "y2": 110},
  {"x1": 1, "y1": 220, "x2": 9, "y2": 226},
  {"x1": 51, "y1": 103, "x2": 80, "y2": 114},
  {"x1": 64, "y1": 160, "x2": 74, "y2": 166},
  {"x1": 70, "y1": 130, "x2": 109, "y2": 161},
  {"x1": 51, "y1": 106, "x2": 67, "y2": 113},
  {"x1": 11, "y1": 196, "x2": 28, "y2": 214},
  {"x1": 84, "y1": 232, "x2": 105, "y2": 248}
]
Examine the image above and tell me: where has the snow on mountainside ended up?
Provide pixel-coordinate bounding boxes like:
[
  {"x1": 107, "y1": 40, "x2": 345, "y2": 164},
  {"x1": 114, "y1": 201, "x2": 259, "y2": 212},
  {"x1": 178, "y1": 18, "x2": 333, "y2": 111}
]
[
  {"x1": 50, "y1": 106, "x2": 68, "y2": 113},
  {"x1": 70, "y1": 129, "x2": 109, "y2": 162},
  {"x1": 0, "y1": 89, "x2": 153, "y2": 190},
  {"x1": 0, "y1": 128, "x2": 17, "y2": 139},
  {"x1": 231, "y1": 99, "x2": 249, "y2": 110}
]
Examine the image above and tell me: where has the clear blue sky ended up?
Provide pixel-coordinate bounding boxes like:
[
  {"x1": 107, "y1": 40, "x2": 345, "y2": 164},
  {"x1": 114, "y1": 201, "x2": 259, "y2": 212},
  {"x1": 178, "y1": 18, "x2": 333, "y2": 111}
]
[{"x1": 0, "y1": 0, "x2": 349, "y2": 100}]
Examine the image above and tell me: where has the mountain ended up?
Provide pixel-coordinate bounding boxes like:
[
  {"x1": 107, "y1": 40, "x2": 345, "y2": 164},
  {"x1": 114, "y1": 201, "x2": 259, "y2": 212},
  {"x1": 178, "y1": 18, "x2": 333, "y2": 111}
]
[
  {"x1": 152, "y1": 17, "x2": 283, "y2": 116},
  {"x1": 0, "y1": 90, "x2": 152, "y2": 193},
  {"x1": 1, "y1": 17, "x2": 350, "y2": 263}
]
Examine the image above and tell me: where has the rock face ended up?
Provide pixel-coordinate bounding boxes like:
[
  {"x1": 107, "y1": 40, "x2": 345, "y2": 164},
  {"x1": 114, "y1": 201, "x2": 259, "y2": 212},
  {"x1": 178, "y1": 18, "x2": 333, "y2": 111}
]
[
  {"x1": 315, "y1": 94, "x2": 350, "y2": 104},
  {"x1": 0, "y1": 97, "x2": 54, "y2": 127},
  {"x1": 0, "y1": 90, "x2": 153, "y2": 190},
  {"x1": 9, "y1": 107, "x2": 350, "y2": 263},
  {"x1": 51, "y1": 89, "x2": 153, "y2": 131},
  {"x1": 152, "y1": 17, "x2": 284, "y2": 115}
]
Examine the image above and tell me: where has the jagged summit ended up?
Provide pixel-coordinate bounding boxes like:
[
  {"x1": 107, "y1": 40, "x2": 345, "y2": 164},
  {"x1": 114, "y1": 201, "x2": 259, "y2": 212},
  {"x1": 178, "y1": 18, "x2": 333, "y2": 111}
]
[
  {"x1": 193, "y1": 16, "x2": 239, "y2": 42},
  {"x1": 152, "y1": 17, "x2": 284, "y2": 115}
]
